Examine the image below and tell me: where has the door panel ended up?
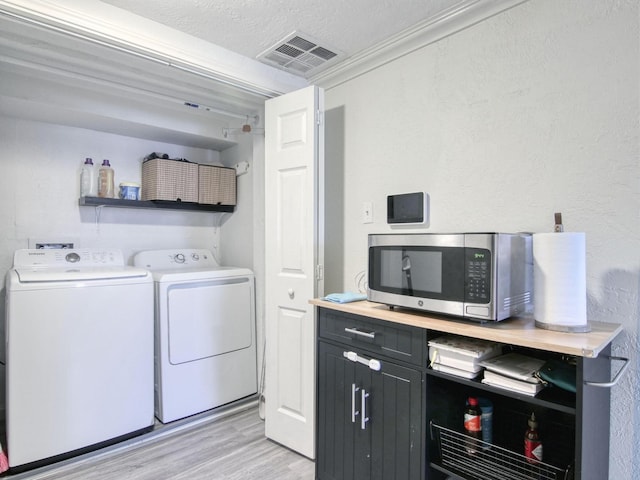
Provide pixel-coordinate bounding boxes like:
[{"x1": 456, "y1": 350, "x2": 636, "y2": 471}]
[
  {"x1": 265, "y1": 85, "x2": 324, "y2": 459},
  {"x1": 354, "y1": 363, "x2": 373, "y2": 479},
  {"x1": 277, "y1": 166, "x2": 307, "y2": 274},
  {"x1": 317, "y1": 341, "x2": 356, "y2": 480},
  {"x1": 370, "y1": 363, "x2": 423, "y2": 480},
  {"x1": 274, "y1": 306, "x2": 308, "y2": 420},
  {"x1": 167, "y1": 279, "x2": 252, "y2": 364}
]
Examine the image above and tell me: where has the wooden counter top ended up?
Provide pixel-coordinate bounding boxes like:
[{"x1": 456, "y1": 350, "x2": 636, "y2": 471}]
[{"x1": 310, "y1": 299, "x2": 623, "y2": 358}]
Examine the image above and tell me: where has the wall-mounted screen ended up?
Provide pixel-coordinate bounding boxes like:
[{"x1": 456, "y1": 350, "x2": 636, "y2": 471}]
[{"x1": 387, "y1": 192, "x2": 429, "y2": 225}]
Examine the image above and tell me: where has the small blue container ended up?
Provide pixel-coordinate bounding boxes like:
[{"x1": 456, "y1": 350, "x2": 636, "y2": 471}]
[{"x1": 119, "y1": 182, "x2": 140, "y2": 200}]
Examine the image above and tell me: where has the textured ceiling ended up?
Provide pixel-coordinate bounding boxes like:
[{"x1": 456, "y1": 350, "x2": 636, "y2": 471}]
[{"x1": 99, "y1": 0, "x2": 463, "y2": 75}]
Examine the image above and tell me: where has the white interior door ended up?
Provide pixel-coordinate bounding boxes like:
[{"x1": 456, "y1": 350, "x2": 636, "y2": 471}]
[{"x1": 264, "y1": 85, "x2": 324, "y2": 459}]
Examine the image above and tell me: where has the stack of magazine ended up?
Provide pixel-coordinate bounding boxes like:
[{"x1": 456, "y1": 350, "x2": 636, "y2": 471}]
[
  {"x1": 480, "y1": 353, "x2": 547, "y2": 396},
  {"x1": 428, "y1": 335, "x2": 502, "y2": 379}
]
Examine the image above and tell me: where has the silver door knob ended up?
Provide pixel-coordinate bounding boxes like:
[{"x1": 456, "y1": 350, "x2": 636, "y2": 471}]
[{"x1": 288, "y1": 288, "x2": 295, "y2": 299}]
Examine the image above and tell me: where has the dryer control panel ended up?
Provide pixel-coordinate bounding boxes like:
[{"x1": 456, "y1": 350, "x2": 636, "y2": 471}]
[{"x1": 133, "y1": 249, "x2": 219, "y2": 270}]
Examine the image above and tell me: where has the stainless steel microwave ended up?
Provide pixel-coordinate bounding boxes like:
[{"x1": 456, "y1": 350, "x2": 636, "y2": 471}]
[{"x1": 367, "y1": 233, "x2": 533, "y2": 321}]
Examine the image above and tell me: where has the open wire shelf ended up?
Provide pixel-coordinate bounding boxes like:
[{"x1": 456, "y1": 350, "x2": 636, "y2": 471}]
[{"x1": 430, "y1": 421, "x2": 572, "y2": 480}]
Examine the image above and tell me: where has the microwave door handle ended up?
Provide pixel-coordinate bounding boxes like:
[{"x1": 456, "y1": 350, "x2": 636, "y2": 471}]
[{"x1": 402, "y1": 250, "x2": 413, "y2": 293}]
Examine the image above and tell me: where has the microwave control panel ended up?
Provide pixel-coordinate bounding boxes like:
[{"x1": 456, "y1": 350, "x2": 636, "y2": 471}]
[{"x1": 464, "y1": 248, "x2": 491, "y2": 303}]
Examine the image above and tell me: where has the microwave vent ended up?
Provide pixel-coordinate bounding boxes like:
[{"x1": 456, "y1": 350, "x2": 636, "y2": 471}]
[{"x1": 503, "y1": 291, "x2": 531, "y2": 310}]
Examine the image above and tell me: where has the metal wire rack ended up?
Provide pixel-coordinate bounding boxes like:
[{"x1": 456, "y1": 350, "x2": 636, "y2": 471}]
[{"x1": 430, "y1": 421, "x2": 572, "y2": 480}]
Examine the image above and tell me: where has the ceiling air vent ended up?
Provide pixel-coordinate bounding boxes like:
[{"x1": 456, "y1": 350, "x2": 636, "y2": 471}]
[{"x1": 257, "y1": 32, "x2": 343, "y2": 78}]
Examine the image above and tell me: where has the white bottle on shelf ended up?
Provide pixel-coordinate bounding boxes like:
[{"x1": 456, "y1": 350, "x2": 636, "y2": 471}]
[
  {"x1": 80, "y1": 157, "x2": 97, "y2": 197},
  {"x1": 98, "y1": 159, "x2": 115, "y2": 198}
]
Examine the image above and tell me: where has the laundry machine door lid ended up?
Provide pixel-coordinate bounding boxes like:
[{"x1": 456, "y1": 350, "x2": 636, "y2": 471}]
[{"x1": 167, "y1": 278, "x2": 253, "y2": 365}]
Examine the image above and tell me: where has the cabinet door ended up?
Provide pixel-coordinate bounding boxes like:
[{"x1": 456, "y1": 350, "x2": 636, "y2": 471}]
[
  {"x1": 317, "y1": 341, "x2": 376, "y2": 480},
  {"x1": 317, "y1": 341, "x2": 358, "y2": 479},
  {"x1": 317, "y1": 341, "x2": 423, "y2": 480},
  {"x1": 369, "y1": 359, "x2": 423, "y2": 480}
]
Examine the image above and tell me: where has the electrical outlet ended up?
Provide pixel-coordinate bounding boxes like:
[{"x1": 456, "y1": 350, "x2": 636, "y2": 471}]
[{"x1": 362, "y1": 201, "x2": 373, "y2": 224}]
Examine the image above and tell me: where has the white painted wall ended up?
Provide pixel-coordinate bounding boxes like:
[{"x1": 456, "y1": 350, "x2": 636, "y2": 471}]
[
  {"x1": 323, "y1": 0, "x2": 639, "y2": 477},
  {"x1": 0, "y1": 117, "x2": 234, "y2": 265},
  {"x1": 220, "y1": 134, "x2": 255, "y2": 269},
  {"x1": 220, "y1": 133, "x2": 268, "y2": 406}
]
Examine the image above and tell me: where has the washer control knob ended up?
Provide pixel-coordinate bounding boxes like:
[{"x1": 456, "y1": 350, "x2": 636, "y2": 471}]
[
  {"x1": 65, "y1": 252, "x2": 80, "y2": 263},
  {"x1": 174, "y1": 253, "x2": 186, "y2": 264},
  {"x1": 191, "y1": 253, "x2": 200, "y2": 261}
]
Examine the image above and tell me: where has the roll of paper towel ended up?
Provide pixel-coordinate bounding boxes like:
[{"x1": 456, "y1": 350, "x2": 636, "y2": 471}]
[{"x1": 533, "y1": 232, "x2": 590, "y2": 332}]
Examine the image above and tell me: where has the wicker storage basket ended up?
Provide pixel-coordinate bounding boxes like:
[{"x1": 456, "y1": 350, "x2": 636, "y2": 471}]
[
  {"x1": 141, "y1": 158, "x2": 198, "y2": 202},
  {"x1": 198, "y1": 164, "x2": 237, "y2": 206}
]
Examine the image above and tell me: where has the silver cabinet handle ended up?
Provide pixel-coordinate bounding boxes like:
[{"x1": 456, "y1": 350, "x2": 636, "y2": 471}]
[
  {"x1": 361, "y1": 389, "x2": 370, "y2": 430},
  {"x1": 344, "y1": 327, "x2": 376, "y2": 339},
  {"x1": 584, "y1": 356, "x2": 630, "y2": 388},
  {"x1": 351, "y1": 383, "x2": 360, "y2": 423}
]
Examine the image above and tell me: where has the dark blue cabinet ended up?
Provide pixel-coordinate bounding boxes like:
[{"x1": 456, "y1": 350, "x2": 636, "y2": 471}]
[
  {"x1": 316, "y1": 309, "x2": 425, "y2": 480},
  {"x1": 315, "y1": 305, "x2": 615, "y2": 480}
]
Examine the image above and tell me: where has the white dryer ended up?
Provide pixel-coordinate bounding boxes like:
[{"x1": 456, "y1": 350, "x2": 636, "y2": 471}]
[
  {"x1": 133, "y1": 249, "x2": 257, "y2": 423},
  {"x1": 5, "y1": 249, "x2": 154, "y2": 470}
]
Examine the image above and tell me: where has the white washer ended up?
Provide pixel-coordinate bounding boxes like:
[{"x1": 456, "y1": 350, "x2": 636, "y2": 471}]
[
  {"x1": 133, "y1": 249, "x2": 257, "y2": 423},
  {"x1": 5, "y1": 249, "x2": 154, "y2": 470}
]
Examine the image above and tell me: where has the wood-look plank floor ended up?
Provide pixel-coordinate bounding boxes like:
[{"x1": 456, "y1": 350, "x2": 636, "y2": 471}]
[{"x1": 6, "y1": 406, "x2": 315, "y2": 480}]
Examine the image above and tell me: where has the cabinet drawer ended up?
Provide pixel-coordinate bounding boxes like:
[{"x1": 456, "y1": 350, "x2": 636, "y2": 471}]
[{"x1": 318, "y1": 308, "x2": 425, "y2": 366}]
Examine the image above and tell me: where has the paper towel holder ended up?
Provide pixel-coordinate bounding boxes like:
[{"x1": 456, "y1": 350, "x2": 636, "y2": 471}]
[
  {"x1": 534, "y1": 213, "x2": 592, "y2": 333},
  {"x1": 554, "y1": 212, "x2": 564, "y2": 232}
]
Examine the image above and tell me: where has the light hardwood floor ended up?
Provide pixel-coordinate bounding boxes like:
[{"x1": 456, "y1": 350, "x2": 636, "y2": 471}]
[{"x1": 6, "y1": 405, "x2": 315, "y2": 480}]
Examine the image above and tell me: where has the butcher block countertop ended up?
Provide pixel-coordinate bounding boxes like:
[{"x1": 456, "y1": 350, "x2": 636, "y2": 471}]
[{"x1": 310, "y1": 299, "x2": 623, "y2": 358}]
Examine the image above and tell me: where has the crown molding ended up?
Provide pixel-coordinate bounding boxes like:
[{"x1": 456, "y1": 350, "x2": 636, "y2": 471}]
[
  {"x1": 309, "y1": 0, "x2": 529, "y2": 90},
  {"x1": 0, "y1": 0, "x2": 308, "y2": 99},
  {"x1": 0, "y1": 0, "x2": 529, "y2": 98}
]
